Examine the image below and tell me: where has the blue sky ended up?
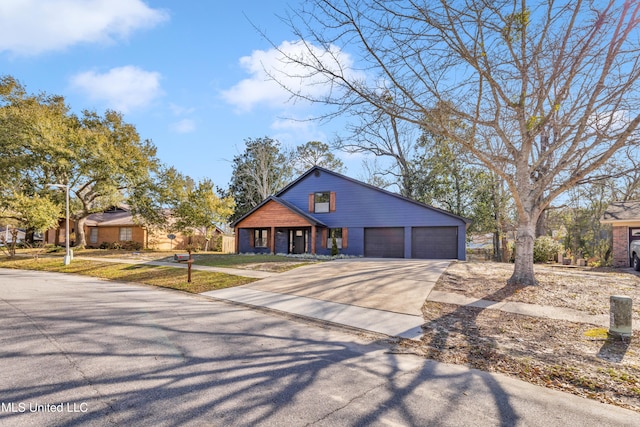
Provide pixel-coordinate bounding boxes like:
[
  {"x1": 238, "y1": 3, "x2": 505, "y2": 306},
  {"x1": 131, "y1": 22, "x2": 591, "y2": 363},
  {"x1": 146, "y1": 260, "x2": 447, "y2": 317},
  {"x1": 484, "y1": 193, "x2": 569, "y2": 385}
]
[{"x1": 0, "y1": 0, "x2": 360, "y2": 189}]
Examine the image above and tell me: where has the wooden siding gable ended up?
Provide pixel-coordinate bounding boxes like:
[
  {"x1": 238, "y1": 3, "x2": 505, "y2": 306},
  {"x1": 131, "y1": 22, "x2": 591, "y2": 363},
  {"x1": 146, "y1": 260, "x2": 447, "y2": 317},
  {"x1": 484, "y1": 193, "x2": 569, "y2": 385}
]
[{"x1": 235, "y1": 199, "x2": 323, "y2": 228}]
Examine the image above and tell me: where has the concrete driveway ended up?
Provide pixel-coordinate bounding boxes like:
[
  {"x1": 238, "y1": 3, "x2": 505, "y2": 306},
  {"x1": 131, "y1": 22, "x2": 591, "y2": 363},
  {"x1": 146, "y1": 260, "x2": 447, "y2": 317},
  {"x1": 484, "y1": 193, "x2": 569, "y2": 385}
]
[
  {"x1": 205, "y1": 259, "x2": 450, "y2": 339},
  {"x1": 243, "y1": 258, "x2": 450, "y2": 315}
]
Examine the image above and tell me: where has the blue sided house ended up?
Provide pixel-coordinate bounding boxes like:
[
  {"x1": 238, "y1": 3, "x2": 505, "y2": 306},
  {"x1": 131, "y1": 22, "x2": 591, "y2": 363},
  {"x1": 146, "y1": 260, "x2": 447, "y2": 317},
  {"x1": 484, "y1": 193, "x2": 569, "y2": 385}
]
[{"x1": 231, "y1": 166, "x2": 470, "y2": 259}]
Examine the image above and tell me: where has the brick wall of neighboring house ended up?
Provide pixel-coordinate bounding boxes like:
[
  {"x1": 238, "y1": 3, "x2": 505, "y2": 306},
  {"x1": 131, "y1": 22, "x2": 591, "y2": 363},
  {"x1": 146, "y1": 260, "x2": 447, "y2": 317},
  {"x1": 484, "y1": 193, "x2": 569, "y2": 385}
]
[
  {"x1": 96, "y1": 227, "x2": 120, "y2": 244},
  {"x1": 45, "y1": 211, "x2": 226, "y2": 251},
  {"x1": 612, "y1": 226, "x2": 629, "y2": 268},
  {"x1": 148, "y1": 232, "x2": 218, "y2": 251},
  {"x1": 90, "y1": 226, "x2": 146, "y2": 247},
  {"x1": 45, "y1": 229, "x2": 57, "y2": 245},
  {"x1": 131, "y1": 227, "x2": 146, "y2": 245}
]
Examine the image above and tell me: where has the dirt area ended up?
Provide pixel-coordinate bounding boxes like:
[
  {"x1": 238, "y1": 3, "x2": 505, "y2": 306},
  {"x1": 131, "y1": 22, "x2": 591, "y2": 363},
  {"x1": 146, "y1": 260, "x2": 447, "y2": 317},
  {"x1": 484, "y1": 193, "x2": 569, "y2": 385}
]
[{"x1": 395, "y1": 262, "x2": 640, "y2": 412}]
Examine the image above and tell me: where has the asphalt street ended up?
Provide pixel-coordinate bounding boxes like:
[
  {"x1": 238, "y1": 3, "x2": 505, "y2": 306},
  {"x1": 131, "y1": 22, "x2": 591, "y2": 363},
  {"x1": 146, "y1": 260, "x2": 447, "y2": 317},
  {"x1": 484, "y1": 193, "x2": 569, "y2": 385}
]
[{"x1": 1, "y1": 268, "x2": 639, "y2": 426}]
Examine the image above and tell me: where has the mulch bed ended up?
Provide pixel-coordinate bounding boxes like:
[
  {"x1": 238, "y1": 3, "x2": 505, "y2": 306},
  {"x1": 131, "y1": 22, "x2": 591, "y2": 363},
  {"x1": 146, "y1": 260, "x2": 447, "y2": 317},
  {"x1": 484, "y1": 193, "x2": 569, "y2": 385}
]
[{"x1": 394, "y1": 262, "x2": 640, "y2": 412}]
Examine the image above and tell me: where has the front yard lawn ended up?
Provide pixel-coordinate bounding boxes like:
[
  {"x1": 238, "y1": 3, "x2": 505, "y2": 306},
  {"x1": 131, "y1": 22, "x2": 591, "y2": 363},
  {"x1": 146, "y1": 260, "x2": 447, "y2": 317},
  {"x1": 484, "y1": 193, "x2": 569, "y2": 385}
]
[
  {"x1": 0, "y1": 257, "x2": 255, "y2": 294},
  {"x1": 18, "y1": 249, "x2": 322, "y2": 273},
  {"x1": 182, "y1": 253, "x2": 320, "y2": 272}
]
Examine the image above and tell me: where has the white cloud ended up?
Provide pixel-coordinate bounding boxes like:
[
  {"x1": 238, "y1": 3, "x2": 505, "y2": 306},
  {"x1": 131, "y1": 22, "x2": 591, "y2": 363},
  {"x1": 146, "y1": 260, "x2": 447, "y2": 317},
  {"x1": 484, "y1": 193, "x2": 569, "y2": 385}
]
[
  {"x1": 588, "y1": 109, "x2": 630, "y2": 133},
  {"x1": 270, "y1": 117, "x2": 328, "y2": 147},
  {"x1": 221, "y1": 40, "x2": 362, "y2": 113},
  {"x1": 170, "y1": 119, "x2": 196, "y2": 134},
  {"x1": 271, "y1": 117, "x2": 317, "y2": 133},
  {"x1": 0, "y1": 0, "x2": 168, "y2": 55},
  {"x1": 169, "y1": 103, "x2": 195, "y2": 116},
  {"x1": 70, "y1": 66, "x2": 163, "y2": 113}
]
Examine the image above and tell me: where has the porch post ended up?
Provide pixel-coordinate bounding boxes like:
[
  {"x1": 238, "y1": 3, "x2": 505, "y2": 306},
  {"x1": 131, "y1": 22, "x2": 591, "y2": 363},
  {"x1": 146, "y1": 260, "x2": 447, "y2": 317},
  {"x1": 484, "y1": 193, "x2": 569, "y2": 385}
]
[
  {"x1": 311, "y1": 226, "x2": 316, "y2": 255},
  {"x1": 234, "y1": 228, "x2": 240, "y2": 254},
  {"x1": 270, "y1": 226, "x2": 276, "y2": 254}
]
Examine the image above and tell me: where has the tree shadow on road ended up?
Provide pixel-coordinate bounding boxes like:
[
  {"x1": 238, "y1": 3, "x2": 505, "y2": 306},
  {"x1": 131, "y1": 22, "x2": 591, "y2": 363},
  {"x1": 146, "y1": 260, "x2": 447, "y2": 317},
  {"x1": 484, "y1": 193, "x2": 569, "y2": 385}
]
[
  {"x1": 393, "y1": 283, "x2": 534, "y2": 427},
  {"x1": 0, "y1": 276, "x2": 525, "y2": 426}
]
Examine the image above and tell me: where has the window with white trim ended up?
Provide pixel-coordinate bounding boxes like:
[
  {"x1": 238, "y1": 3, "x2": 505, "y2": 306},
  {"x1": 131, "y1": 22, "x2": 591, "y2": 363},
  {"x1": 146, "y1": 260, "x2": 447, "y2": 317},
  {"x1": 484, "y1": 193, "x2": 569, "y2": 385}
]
[
  {"x1": 119, "y1": 227, "x2": 132, "y2": 241},
  {"x1": 89, "y1": 227, "x2": 98, "y2": 244}
]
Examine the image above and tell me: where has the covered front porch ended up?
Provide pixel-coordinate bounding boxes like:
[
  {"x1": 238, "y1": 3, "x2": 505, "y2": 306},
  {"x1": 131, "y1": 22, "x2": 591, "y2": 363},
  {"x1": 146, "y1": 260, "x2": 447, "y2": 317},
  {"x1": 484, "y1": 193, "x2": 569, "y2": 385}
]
[
  {"x1": 232, "y1": 196, "x2": 326, "y2": 255},
  {"x1": 236, "y1": 227, "x2": 322, "y2": 255}
]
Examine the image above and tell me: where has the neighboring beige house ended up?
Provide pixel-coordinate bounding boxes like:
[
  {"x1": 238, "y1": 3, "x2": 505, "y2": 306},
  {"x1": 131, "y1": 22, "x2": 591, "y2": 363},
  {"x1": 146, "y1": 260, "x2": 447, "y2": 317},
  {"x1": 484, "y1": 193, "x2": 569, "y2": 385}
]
[
  {"x1": 44, "y1": 206, "x2": 145, "y2": 248},
  {"x1": 44, "y1": 206, "x2": 228, "y2": 251},
  {"x1": 600, "y1": 201, "x2": 640, "y2": 268}
]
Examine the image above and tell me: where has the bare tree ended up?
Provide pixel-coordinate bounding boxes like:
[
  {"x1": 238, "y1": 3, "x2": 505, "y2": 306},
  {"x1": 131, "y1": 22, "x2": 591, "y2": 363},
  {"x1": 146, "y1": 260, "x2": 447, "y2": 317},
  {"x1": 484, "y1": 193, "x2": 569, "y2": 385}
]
[
  {"x1": 358, "y1": 157, "x2": 394, "y2": 189},
  {"x1": 335, "y1": 108, "x2": 419, "y2": 197},
  {"x1": 606, "y1": 147, "x2": 640, "y2": 201},
  {"x1": 275, "y1": 0, "x2": 640, "y2": 284}
]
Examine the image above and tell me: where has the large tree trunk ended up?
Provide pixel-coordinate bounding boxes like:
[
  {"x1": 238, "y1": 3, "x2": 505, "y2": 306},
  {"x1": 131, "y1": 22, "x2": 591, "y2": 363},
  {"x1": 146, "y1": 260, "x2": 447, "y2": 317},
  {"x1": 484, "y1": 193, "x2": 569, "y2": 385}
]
[
  {"x1": 535, "y1": 208, "x2": 548, "y2": 237},
  {"x1": 508, "y1": 220, "x2": 537, "y2": 285},
  {"x1": 74, "y1": 216, "x2": 88, "y2": 248}
]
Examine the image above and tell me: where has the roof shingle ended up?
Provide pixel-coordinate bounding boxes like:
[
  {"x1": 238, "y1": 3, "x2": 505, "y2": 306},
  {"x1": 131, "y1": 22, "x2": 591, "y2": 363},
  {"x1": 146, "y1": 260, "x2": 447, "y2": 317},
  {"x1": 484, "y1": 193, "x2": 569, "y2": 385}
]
[{"x1": 601, "y1": 201, "x2": 640, "y2": 222}]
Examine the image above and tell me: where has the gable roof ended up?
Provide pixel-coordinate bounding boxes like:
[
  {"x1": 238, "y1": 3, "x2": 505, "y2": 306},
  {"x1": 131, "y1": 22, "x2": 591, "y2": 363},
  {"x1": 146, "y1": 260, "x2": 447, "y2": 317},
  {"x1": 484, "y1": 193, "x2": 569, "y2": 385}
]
[
  {"x1": 230, "y1": 195, "x2": 327, "y2": 228},
  {"x1": 85, "y1": 208, "x2": 138, "y2": 227},
  {"x1": 276, "y1": 165, "x2": 472, "y2": 225},
  {"x1": 601, "y1": 201, "x2": 640, "y2": 223}
]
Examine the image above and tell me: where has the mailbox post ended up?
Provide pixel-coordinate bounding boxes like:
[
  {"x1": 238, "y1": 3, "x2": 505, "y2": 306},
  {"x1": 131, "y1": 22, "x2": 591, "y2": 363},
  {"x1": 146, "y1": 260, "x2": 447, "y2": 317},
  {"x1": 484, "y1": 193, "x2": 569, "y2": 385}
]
[{"x1": 174, "y1": 250, "x2": 194, "y2": 283}]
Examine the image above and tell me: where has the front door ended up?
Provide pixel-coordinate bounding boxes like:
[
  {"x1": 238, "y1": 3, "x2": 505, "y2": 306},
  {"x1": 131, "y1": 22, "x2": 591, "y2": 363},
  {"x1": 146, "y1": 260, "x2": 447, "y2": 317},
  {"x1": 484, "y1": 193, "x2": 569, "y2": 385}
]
[{"x1": 291, "y1": 229, "x2": 306, "y2": 254}]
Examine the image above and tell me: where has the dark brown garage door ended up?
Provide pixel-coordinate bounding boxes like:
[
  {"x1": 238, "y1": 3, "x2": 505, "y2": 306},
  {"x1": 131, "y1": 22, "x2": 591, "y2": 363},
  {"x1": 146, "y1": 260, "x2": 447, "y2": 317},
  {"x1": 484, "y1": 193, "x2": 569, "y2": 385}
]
[
  {"x1": 364, "y1": 227, "x2": 404, "y2": 258},
  {"x1": 412, "y1": 227, "x2": 458, "y2": 259}
]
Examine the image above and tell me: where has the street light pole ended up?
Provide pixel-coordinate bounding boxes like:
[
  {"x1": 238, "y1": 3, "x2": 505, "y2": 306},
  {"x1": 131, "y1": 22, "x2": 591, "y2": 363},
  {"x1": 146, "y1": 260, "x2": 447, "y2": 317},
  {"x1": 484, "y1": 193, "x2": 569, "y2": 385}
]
[
  {"x1": 63, "y1": 183, "x2": 71, "y2": 265},
  {"x1": 49, "y1": 183, "x2": 71, "y2": 265}
]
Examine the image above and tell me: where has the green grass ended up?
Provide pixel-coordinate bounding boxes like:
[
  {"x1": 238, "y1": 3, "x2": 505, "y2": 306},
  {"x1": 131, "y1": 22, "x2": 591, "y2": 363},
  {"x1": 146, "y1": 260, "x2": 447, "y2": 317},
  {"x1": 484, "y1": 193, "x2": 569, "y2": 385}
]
[
  {"x1": 192, "y1": 253, "x2": 298, "y2": 266},
  {"x1": 190, "y1": 253, "x2": 319, "y2": 269},
  {"x1": 29, "y1": 249, "x2": 319, "y2": 270},
  {"x1": 0, "y1": 257, "x2": 256, "y2": 293},
  {"x1": 599, "y1": 367, "x2": 639, "y2": 385}
]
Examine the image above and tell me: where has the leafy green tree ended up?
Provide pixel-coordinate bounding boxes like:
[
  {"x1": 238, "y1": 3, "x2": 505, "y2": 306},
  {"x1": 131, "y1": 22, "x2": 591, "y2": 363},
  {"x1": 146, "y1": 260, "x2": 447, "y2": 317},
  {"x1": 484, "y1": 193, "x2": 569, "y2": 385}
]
[
  {"x1": 0, "y1": 193, "x2": 60, "y2": 255},
  {"x1": 228, "y1": 137, "x2": 292, "y2": 222},
  {"x1": 413, "y1": 127, "x2": 515, "y2": 260},
  {"x1": 0, "y1": 76, "x2": 72, "y2": 243},
  {"x1": 68, "y1": 110, "x2": 159, "y2": 247},
  {"x1": 552, "y1": 180, "x2": 615, "y2": 265},
  {"x1": 129, "y1": 166, "x2": 194, "y2": 232},
  {"x1": 293, "y1": 141, "x2": 344, "y2": 174},
  {"x1": 173, "y1": 179, "x2": 235, "y2": 251},
  {"x1": 130, "y1": 168, "x2": 235, "y2": 251},
  {"x1": 414, "y1": 131, "x2": 478, "y2": 217},
  {"x1": 533, "y1": 236, "x2": 563, "y2": 263},
  {"x1": 0, "y1": 75, "x2": 160, "y2": 248}
]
